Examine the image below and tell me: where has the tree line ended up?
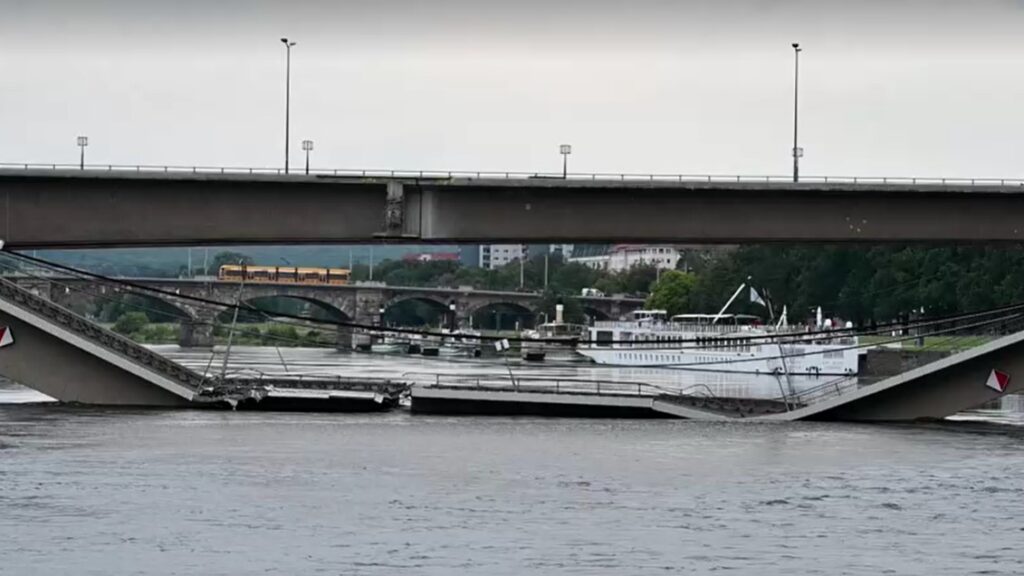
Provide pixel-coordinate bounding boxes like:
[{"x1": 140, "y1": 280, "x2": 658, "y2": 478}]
[
  {"x1": 70, "y1": 244, "x2": 1024, "y2": 327},
  {"x1": 663, "y1": 245, "x2": 1024, "y2": 323}
]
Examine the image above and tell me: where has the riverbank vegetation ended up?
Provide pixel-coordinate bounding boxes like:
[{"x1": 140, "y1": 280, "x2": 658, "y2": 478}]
[{"x1": 84, "y1": 244, "x2": 1024, "y2": 338}]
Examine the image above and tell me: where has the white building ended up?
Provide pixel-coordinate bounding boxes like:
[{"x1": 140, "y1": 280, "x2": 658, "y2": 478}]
[
  {"x1": 569, "y1": 244, "x2": 680, "y2": 272},
  {"x1": 481, "y1": 242, "x2": 528, "y2": 268},
  {"x1": 549, "y1": 244, "x2": 574, "y2": 258}
]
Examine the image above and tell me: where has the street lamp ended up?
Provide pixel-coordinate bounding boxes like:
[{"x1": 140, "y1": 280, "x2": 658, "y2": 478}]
[
  {"x1": 791, "y1": 42, "x2": 803, "y2": 183},
  {"x1": 559, "y1": 144, "x2": 572, "y2": 178},
  {"x1": 76, "y1": 136, "x2": 89, "y2": 170},
  {"x1": 302, "y1": 139, "x2": 313, "y2": 174},
  {"x1": 280, "y1": 37, "x2": 297, "y2": 174},
  {"x1": 448, "y1": 301, "x2": 457, "y2": 331}
]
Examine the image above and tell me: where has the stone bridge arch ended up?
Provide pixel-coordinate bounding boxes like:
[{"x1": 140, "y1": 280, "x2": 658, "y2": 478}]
[
  {"x1": 48, "y1": 282, "x2": 211, "y2": 348},
  {"x1": 578, "y1": 298, "x2": 644, "y2": 323},
  {"x1": 158, "y1": 282, "x2": 360, "y2": 348},
  {"x1": 465, "y1": 301, "x2": 536, "y2": 330},
  {"x1": 217, "y1": 294, "x2": 353, "y2": 323},
  {"x1": 210, "y1": 294, "x2": 355, "y2": 349},
  {"x1": 581, "y1": 306, "x2": 612, "y2": 323},
  {"x1": 381, "y1": 296, "x2": 452, "y2": 328}
]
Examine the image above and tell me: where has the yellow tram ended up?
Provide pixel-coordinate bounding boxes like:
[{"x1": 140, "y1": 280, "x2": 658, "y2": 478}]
[{"x1": 218, "y1": 265, "x2": 351, "y2": 285}]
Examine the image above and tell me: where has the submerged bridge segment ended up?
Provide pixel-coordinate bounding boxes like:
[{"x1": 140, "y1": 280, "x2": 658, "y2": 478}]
[
  {"x1": 0, "y1": 278, "x2": 199, "y2": 406},
  {"x1": 3, "y1": 169, "x2": 1024, "y2": 247},
  {"x1": 408, "y1": 331, "x2": 1024, "y2": 423},
  {"x1": 771, "y1": 331, "x2": 1024, "y2": 422},
  {"x1": 0, "y1": 277, "x2": 404, "y2": 408}
]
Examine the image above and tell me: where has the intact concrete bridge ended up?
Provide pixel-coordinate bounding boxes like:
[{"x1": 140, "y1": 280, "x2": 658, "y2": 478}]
[
  {"x1": 3, "y1": 167, "x2": 1024, "y2": 248},
  {"x1": 15, "y1": 277, "x2": 644, "y2": 347}
]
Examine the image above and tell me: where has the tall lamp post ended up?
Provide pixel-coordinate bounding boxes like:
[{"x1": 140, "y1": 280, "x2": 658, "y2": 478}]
[
  {"x1": 559, "y1": 144, "x2": 572, "y2": 178},
  {"x1": 302, "y1": 139, "x2": 313, "y2": 174},
  {"x1": 280, "y1": 37, "x2": 297, "y2": 174},
  {"x1": 76, "y1": 136, "x2": 89, "y2": 170},
  {"x1": 791, "y1": 43, "x2": 803, "y2": 183}
]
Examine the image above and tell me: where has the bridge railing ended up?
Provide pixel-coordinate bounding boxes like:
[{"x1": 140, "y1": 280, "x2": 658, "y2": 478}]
[
  {"x1": 779, "y1": 374, "x2": 888, "y2": 407},
  {"x1": 415, "y1": 372, "x2": 717, "y2": 398},
  {"x1": 3, "y1": 162, "x2": 1024, "y2": 187}
]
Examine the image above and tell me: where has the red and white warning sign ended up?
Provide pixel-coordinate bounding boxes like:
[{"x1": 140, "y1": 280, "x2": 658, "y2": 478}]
[
  {"x1": 985, "y1": 369, "x2": 1011, "y2": 394},
  {"x1": 0, "y1": 326, "x2": 12, "y2": 348}
]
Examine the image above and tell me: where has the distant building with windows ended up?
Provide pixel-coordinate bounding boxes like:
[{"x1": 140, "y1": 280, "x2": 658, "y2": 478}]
[
  {"x1": 568, "y1": 244, "x2": 680, "y2": 272},
  {"x1": 566, "y1": 245, "x2": 612, "y2": 269},
  {"x1": 487, "y1": 244, "x2": 526, "y2": 269},
  {"x1": 458, "y1": 244, "x2": 527, "y2": 269},
  {"x1": 458, "y1": 244, "x2": 574, "y2": 269}
]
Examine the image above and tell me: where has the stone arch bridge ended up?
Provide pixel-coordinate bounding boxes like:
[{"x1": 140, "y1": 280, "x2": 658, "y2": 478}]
[{"x1": 16, "y1": 277, "x2": 645, "y2": 348}]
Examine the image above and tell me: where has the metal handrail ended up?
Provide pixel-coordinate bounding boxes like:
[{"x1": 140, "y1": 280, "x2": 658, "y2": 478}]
[
  {"x1": 2, "y1": 162, "x2": 1024, "y2": 187},
  {"x1": 421, "y1": 372, "x2": 700, "y2": 398},
  {"x1": 781, "y1": 374, "x2": 870, "y2": 406}
]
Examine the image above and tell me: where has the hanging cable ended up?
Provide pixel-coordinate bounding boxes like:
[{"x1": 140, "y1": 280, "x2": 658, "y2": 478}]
[{"x1": 4, "y1": 250, "x2": 1024, "y2": 348}]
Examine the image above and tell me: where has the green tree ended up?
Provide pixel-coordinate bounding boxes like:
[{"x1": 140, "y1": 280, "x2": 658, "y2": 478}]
[
  {"x1": 263, "y1": 324, "x2": 300, "y2": 346},
  {"x1": 646, "y1": 271, "x2": 697, "y2": 316},
  {"x1": 210, "y1": 251, "x2": 255, "y2": 272},
  {"x1": 112, "y1": 311, "x2": 149, "y2": 336}
]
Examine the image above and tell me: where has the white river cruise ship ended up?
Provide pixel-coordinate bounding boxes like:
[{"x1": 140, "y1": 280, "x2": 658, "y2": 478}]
[{"x1": 577, "y1": 310, "x2": 861, "y2": 375}]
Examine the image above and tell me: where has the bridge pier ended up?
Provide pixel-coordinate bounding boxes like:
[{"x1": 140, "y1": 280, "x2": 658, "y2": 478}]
[
  {"x1": 335, "y1": 326, "x2": 354, "y2": 350},
  {"x1": 179, "y1": 319, "x2": 214, "y2": 348}
]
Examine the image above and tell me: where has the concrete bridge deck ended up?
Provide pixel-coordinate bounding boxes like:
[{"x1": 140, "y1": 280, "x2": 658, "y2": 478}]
[
  {"x1": 408, "y1": 331, "x2": 1024, "y2": 422},
  {"x1": 4, "y1": 167, "x2": 1024, "y2": 247},
  {"x1": 0, "y1": 277, "x2": 407, "y2": 409}
]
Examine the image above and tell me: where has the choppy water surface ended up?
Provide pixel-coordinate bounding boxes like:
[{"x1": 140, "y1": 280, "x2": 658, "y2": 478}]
[{"x1": 2, "y1": 348, "x2": 1024, "y2": 575}]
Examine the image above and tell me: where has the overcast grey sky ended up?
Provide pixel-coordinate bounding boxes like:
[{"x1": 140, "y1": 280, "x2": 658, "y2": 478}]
[{"x1": 2, "y1": 0, "x2": 1023, "y2": 178}]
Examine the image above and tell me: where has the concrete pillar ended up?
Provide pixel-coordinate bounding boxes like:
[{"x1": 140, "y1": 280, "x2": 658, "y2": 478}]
[
  {"x1": 335, "y1": 326, "x2": 354, "y2": 350},
  {"x1": 179, "y1": 319, "x2": 214, "y2": 348},
  {"x1": 178, "y1": 307, "x2": 218, "y2": 348}
]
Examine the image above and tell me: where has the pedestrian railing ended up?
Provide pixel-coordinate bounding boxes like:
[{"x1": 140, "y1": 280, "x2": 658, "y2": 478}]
[
  {"x1": 780, "y1": 374, "x2": 883, "y2": 406},
  {"x1": 217, "y1": 370, "x2": 408, "y2": 394},
  {"x1": 3, "y1": 162, "x2": 1023, "y2": 187},
  {"x1": 419, "y1": 373, "x2": 803, "y2": 417},
  {"x1": 417, "y1": 372, "x2": 718, "y2": 399}
]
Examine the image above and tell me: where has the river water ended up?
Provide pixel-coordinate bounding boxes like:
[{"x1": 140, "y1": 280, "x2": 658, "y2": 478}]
[{"x1": 2, "y1": 347, "x2": 1024, "y2": 575}]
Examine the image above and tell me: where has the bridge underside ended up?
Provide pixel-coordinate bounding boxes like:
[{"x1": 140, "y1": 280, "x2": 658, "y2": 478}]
[{"x1": 4, "y1": 171, "x2": 1024, "y2": 247}]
